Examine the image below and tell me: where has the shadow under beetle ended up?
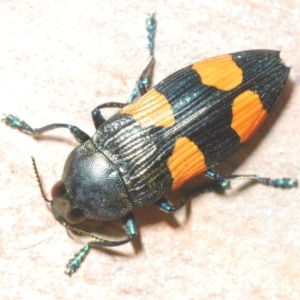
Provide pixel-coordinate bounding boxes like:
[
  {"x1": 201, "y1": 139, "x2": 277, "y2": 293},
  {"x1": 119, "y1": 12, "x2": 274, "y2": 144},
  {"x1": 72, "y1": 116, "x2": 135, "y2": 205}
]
[{"x1": 2, "y1": 14, "x2": 298, "y2": 275}]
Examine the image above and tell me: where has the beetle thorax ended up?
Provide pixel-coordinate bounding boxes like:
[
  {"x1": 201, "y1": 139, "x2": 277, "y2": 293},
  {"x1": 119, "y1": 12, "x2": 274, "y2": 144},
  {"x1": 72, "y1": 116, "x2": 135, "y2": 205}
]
[{"x1": 52, "y1": 140, "x2": 133, "y2": 222}]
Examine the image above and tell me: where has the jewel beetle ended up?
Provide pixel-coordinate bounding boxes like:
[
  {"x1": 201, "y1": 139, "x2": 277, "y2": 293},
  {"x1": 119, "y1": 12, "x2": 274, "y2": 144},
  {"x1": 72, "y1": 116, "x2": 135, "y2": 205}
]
[{"x1": 2, "y1": 14, "x2": 297, "y2": 275}]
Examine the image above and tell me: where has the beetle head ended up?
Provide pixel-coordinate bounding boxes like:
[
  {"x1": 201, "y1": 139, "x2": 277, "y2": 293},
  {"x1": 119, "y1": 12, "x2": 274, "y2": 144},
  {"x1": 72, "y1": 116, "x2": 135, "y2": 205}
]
[{"x1": 49, "y1": 140, "x2": 133, "y2": 223}]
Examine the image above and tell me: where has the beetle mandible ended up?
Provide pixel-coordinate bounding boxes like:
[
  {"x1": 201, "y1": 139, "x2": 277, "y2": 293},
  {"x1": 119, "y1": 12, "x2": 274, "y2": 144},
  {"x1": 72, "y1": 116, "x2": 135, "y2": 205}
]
[{"x1": 2, "y1": 14, "x2": 297, "y2": 274}]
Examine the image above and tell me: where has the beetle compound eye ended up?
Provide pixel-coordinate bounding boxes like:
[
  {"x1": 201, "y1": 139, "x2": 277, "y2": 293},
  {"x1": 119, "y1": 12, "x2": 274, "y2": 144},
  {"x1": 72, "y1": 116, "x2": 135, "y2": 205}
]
[
  {"x1": 51, "y1": 180, "x2": 67, "y2": 199},
  {"x1": 65, "y1": 208, "x2": 86, "y2": 224}
]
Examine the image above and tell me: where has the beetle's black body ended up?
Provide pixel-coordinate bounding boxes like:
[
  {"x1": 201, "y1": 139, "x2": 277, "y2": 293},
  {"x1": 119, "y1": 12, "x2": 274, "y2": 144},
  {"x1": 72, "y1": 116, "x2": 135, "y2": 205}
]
[
  {"x1": 2, "y1": 14, "x2": 297, "y2": 274},
  {"x1": 58, "y1": 50, "x2": 289, "y2": 224}
]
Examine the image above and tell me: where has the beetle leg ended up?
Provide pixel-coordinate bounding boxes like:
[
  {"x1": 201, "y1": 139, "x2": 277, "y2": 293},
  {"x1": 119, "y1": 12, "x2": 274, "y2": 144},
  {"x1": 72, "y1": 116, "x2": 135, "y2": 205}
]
[
  {"x1": 154, "y1": 195, "x2": 191, "y2": 213},
  {"x1": 64, "y1": 212, "x2": 137, "y2": 275},
  {"x1": 128, "y1": 13, "x2": 156, "y2": 103},
  {"x1": 154, "y1": 179, "x2": 232, "y2": 213},
  {"x1": 120, "y1": 211, "x2": 138, "y2": 241},
  {"x1": 2, "y1": 114, "x2": 90, "y2": 143},
  {"x1": 91, "y1": 102, "x2": 127, "y2": 129},
  {"x1": 128, "y1": 54, "x2": 155, "y2": 104},
  {"x1": 146, "y1": 13, "x2": 156, "y2": 56},
  {"x1": 92, "y1": 14, "x2": 157, "y2": 127},
  {"x1": 205, "y1": 169, "x2": 298, "y2": 189},
  {"x1": 137, "y1": 56, "x2": 155, "y2": 96}
]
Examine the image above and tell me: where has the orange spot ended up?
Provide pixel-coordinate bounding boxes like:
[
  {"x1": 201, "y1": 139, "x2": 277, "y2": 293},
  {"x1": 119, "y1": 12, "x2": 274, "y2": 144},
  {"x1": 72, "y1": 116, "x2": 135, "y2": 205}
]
[
  {"x1": 168, "y1": 137, "x2": 206, "y2": 190},
  {"x1": 231, "y1": 90, "x2": 268, "y2": 143},
  {"x1": 121, "y1": 89, "x2": 175, "y2": 127},
  {"x1": 192, "y1": 54, "x2": 243, "y2": 91}
]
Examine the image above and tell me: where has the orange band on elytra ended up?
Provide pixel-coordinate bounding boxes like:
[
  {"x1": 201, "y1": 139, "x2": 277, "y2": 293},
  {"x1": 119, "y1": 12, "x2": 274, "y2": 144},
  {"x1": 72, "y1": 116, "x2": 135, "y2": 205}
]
[
  {"x1": 231, "y1": 90, "x2": 268, "y2": 143},
  {"x1": 168, "y1": 136, "x2": 206, "y2": 190},
  {"x1": 121, "y1": 89, "x2": 175, "y2": 128},
  {"x1": 192, "y1": 54, "x2": 243, "y2": 91}
]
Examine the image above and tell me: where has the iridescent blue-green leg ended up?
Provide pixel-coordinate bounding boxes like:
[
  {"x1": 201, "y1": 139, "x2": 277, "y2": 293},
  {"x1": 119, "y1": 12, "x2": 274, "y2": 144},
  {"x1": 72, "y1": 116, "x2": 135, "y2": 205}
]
[
  {"x1": 154, "y1": 180, "x2": 231, "y2": 213},
  {"x1": 2, "y1": 114, "x2": 90, "y2": 143},
  {"x1": 154, "y1": 196, "x2": 190, "y2": 213},
  {"x1": 91, "y1": 102, "x2": 127, "y2": 129},
  {"x1": 91, "y1": 14, "x2": 157, "y2": 128},
  {"x1": 128, "y1": 13, "x2": 157, "y2": 103},
  {"x1": 64, "y1": 212, "x2": 137, "y2": 275},
  {"x1": 205, "y1": 169, "x2": 298, "y2": 189}
]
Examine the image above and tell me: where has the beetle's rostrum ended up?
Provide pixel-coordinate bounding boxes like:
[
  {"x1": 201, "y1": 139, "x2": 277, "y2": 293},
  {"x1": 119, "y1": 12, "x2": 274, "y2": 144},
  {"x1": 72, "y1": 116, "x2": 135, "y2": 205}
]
[{"x1": 3, "y1": 14, "x2": 297, "y2": 275}]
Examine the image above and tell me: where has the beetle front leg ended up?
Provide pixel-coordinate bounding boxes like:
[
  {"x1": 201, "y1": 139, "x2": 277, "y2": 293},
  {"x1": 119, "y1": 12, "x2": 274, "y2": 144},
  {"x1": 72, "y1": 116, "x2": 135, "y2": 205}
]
[
  {"x1": 2, "y1": 114, "x2": 90, "y2": 143},
  {"x1": 205, "y1": 169, "x2": 298, "y2": 189},
  {"x1": 64, "y1": 212, "x2": 137, "y2": 275}
]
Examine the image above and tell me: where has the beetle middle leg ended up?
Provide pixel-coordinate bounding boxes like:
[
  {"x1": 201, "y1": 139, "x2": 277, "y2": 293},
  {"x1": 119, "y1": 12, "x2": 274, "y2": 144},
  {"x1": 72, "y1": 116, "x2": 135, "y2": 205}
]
[
  {"x1": 153, "y1": 196, "x2": 190, "y2": 213},
  {"x1": 64, "y1": 211, "x2": 137, "y2": 275},
  {"x1": 154, "y1": 178, "x2": 231, "y2": 213},
  {"x1": 91, "y1": 102, "x2": 127, "y2": 129}
]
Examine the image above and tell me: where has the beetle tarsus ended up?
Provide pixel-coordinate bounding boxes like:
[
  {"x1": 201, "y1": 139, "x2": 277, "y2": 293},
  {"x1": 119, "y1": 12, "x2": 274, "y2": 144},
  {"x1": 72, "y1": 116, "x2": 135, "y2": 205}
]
[
  {"x1": 2, "y1": 114, "x2": 34, "y2": 134},
  {"x1": 146, "y1": 13, "x2": 156, "y2": 56},
  {"x1": 267, "y1": 178, "x2": 298, "y2": 189},
  {"x1": 128, "y1": 13, "x2": 156, "y2": 103},
  {"x1": 65, "y1": 244, "x2": 90, "y2": 275}
]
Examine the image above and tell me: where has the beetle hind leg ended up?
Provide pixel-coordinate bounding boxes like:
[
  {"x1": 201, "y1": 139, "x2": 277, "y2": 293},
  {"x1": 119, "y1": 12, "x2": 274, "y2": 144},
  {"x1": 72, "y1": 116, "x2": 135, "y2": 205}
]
[
  {"x1": 128, "y1": 13, "x2": 156, "y2": 103},
  {"x1": 91, "y1": 14, "x2": 157, "y2": 129},
  {"x1": 90, "y1": 55, "x2": 154, "y2": 129},
  {"x1": 205, "y1": 169, "x2": 298, "y2": 189}
]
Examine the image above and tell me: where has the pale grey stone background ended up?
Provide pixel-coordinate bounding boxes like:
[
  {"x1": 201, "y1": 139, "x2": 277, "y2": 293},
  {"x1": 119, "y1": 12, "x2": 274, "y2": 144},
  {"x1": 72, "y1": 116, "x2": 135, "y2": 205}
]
[{"x1": 1, "y1": 1, "x2": 299, "y2": 299}]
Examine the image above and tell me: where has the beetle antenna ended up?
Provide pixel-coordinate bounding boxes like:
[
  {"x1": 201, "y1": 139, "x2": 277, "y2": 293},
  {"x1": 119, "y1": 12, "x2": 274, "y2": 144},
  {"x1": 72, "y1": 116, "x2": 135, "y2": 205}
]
[{"x1": 31, "y1": 156, "x2": 52, "y2": 202}]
